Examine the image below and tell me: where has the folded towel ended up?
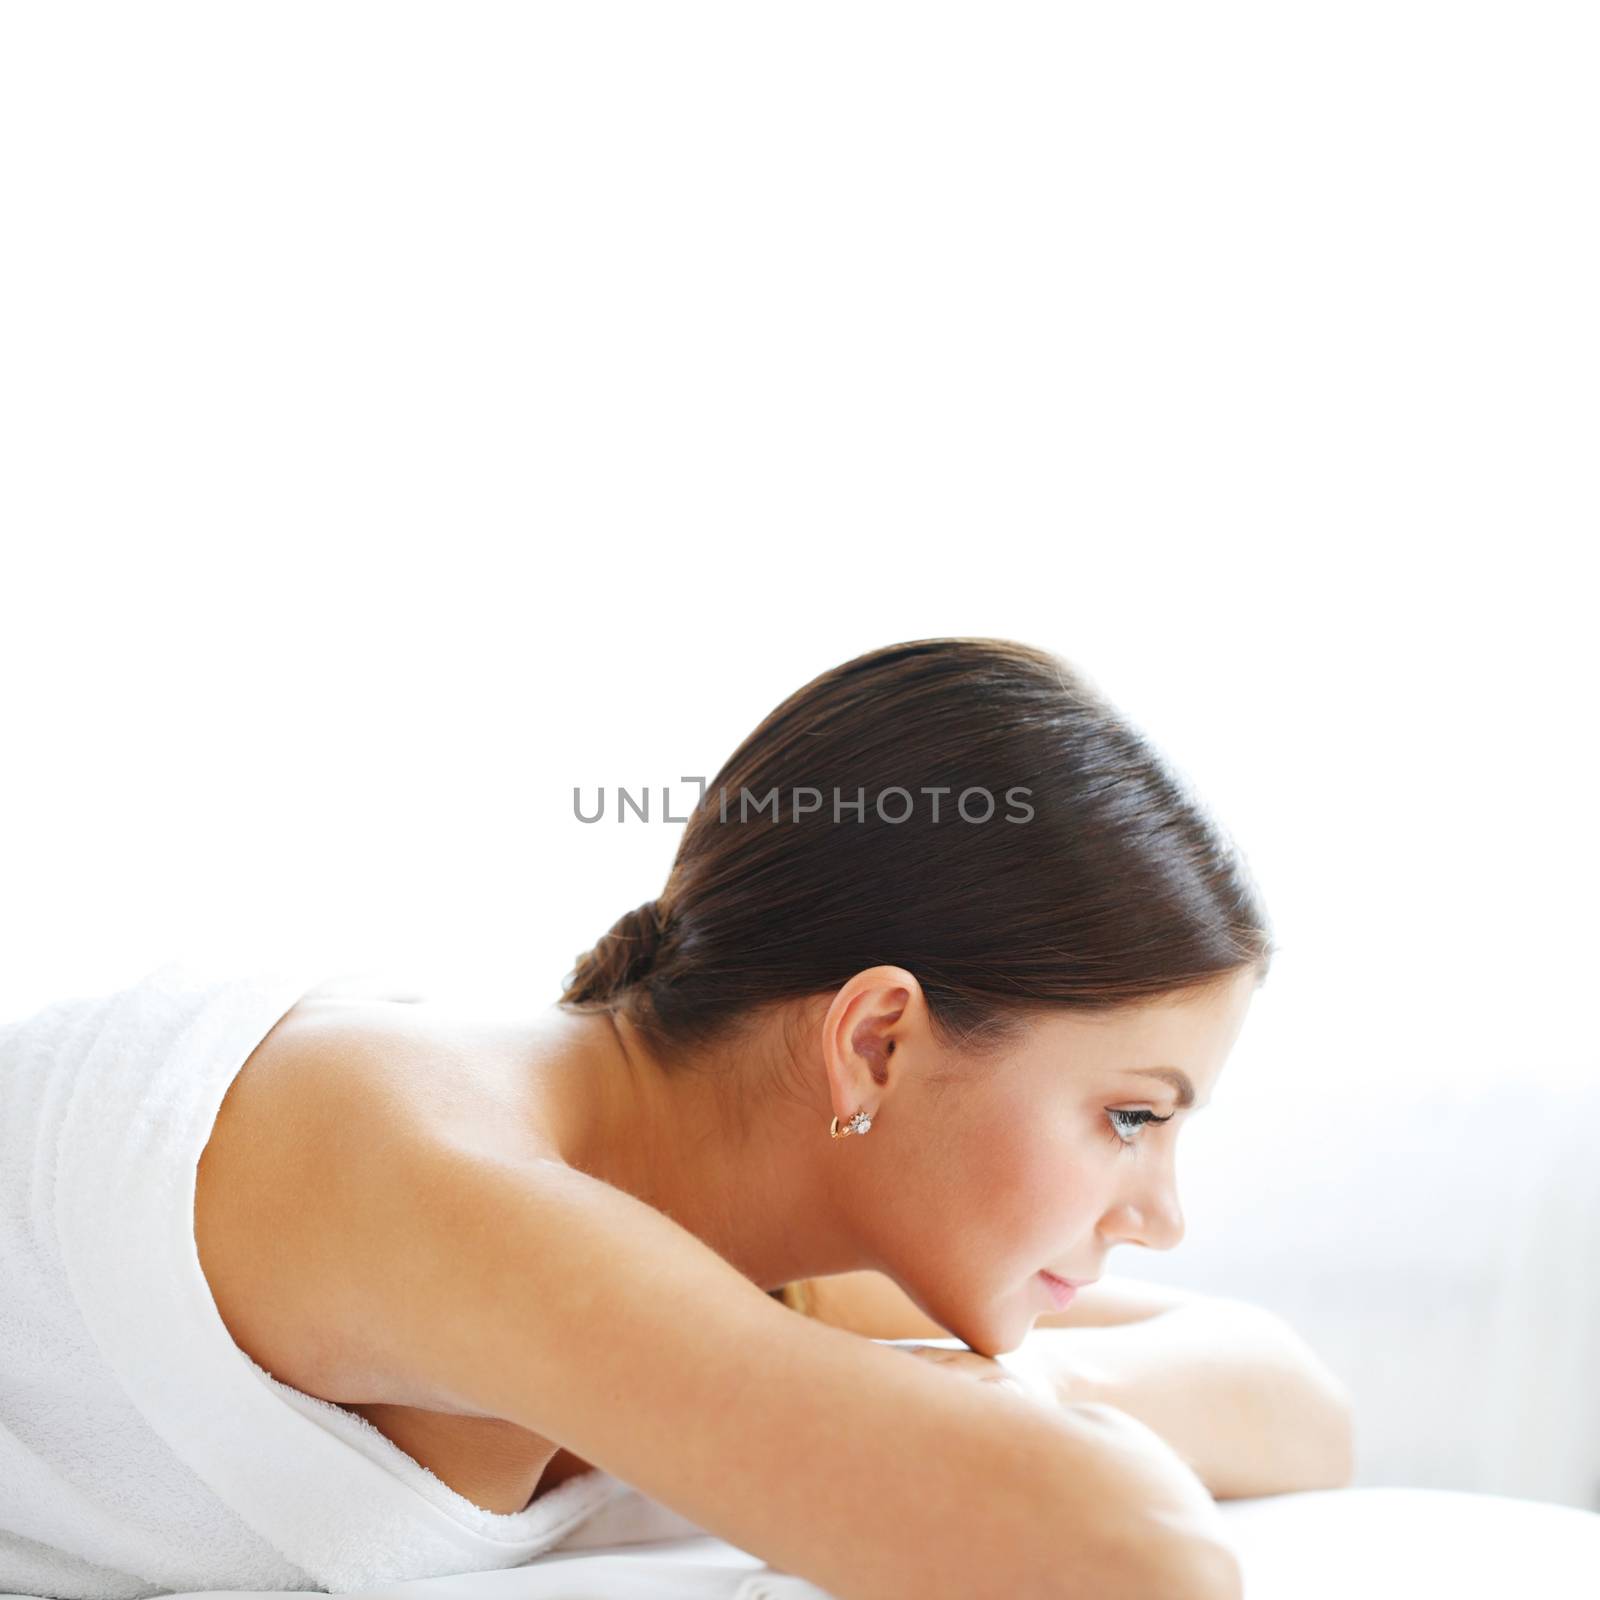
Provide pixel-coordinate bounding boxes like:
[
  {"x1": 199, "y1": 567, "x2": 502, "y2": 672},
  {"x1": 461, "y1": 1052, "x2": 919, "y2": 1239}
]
[{"x1": 0, "y1": 960, "x2": 627, "y2": 1599}]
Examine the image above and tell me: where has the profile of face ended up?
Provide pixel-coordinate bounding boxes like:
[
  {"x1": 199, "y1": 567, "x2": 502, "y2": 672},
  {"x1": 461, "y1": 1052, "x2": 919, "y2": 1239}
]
[{"x1": 818, "y1": 964, "x2": 1259, "y2": 1357}]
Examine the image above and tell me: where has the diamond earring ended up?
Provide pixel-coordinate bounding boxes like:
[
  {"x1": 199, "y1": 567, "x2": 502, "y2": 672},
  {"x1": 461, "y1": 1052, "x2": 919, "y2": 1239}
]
[{"x1": 830, "y1": 1109, "x2": 873, "y2": 1138}]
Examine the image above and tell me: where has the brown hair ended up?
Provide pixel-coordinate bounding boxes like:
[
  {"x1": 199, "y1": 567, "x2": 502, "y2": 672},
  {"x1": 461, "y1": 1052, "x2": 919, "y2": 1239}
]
[
  {"x1": 560, "y1": 636, "x2": 1274, "y2": 1082},
  {"x1": 767, "y1": 1281, "x2": 818, "y2": 1318}
]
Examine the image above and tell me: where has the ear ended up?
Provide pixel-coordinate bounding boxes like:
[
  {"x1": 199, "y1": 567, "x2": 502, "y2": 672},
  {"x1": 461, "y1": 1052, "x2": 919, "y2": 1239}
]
[{"x1": 819, "y1": 966, "x2": 922, "y2": 1117}]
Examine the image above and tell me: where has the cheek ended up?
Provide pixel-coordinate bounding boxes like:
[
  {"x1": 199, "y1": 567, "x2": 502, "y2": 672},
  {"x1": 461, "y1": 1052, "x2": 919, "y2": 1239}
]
[
  {"x1": 887, "y1": 1115, "x2": 1104, "y2": 1336},
  {"x1": 1011, "y1": 1136, "x2": 1098, "y2": 1226},
  {"x1": 964, "y1": 1122, "x2": 1103, "y2": 1266}
]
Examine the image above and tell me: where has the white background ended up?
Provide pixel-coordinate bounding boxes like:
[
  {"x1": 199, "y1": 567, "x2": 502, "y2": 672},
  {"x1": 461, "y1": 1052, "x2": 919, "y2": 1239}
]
[{"x1": 1, "y1": 2, "x2": 1596, "y2": 1501}]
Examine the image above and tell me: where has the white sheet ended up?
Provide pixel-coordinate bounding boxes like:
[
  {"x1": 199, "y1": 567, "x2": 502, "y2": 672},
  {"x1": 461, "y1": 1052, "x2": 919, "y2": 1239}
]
[{"x1": 5, "y1": 1483, "x2": 1592, "y2": 1600}]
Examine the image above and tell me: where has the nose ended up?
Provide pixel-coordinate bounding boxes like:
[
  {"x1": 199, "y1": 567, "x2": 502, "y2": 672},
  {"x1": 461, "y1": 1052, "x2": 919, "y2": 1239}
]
[{"x1": 1100, "y1": 1162, "x2": 1186, "y2": 1253}]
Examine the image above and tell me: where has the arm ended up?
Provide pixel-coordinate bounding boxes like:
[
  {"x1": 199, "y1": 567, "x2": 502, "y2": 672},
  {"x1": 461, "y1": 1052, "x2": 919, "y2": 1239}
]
[
  {"x1": 197, "y1": 1061, "x2": 1244, "y2": 1600},
  {"x1": 378, "y1": 1153, "x2": 1245, "y2": 1599},
  {"x1": 802, "y1": 1271, "x2": 1356, "y2": 1500},
  {"x1": 1031, "y1": 1301, "x2": 1356, "y2": 1499}
]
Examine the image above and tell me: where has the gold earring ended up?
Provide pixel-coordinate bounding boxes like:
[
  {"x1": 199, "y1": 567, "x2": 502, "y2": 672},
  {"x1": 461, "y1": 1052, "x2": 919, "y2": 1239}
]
[{"x1": 830, "y1": 1109, "x2": 873, "y2": 1138}]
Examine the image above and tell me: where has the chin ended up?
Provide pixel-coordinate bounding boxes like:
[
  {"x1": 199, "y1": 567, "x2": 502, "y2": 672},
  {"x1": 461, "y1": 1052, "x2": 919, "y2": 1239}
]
[
  {"x1": 923, "y1": 1279, "x2": 1030, "y2": 1358},
  {"x1": 945, "y1": 1305, "x2": 1025, "y2": 1361},
  {"x1": 963, "y1": 1326, "x2": 1024, "y2": 1359}
]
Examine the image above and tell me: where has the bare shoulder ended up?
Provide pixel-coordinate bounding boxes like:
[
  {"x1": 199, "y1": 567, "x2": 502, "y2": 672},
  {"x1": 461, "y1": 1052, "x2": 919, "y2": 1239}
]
[{"x1": 194, "y1": 995, "x2": 549, "y2": 1408}]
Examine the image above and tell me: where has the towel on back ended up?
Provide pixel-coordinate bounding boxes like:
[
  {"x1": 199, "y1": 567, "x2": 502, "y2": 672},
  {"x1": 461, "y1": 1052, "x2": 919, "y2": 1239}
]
[{"x1": 0, "y1": 960, "x2": 624, "y2": 1598}]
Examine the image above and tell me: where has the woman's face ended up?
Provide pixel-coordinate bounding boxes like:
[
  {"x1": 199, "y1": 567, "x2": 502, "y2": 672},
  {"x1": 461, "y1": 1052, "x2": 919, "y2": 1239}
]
[{"x1": 854, "y1": 966, "x2": 1258, "y2": 1357}]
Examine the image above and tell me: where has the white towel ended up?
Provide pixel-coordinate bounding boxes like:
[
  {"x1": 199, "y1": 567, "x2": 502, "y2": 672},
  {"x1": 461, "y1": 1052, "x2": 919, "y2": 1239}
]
[{"x1": 0, "y1": 960, "x2": 627, "y2": 1599}]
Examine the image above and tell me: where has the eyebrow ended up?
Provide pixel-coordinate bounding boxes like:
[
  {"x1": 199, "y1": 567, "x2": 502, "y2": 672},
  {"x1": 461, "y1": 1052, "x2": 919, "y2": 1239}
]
[{"x1": 1126, "y1": 1067, "x2": 1207, "y2": 1110}]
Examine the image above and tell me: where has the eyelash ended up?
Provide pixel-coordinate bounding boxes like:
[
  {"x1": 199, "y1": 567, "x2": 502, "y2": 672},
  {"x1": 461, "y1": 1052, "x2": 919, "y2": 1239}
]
[{"x1": 1105, "y1": 1108, "x2": 1175, "y2": 1149}]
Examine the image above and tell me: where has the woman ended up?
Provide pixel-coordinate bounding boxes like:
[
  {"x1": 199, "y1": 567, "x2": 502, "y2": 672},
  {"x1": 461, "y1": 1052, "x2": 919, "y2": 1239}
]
[{"x1": 3, "y1": 637, "x2": 1278, "y2": 1600}]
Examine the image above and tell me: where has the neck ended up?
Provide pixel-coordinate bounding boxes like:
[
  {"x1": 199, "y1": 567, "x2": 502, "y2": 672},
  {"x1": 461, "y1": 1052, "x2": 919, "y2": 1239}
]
[{"x1": 529, "y1": 1003, "x2": 870, "y2": 1292}]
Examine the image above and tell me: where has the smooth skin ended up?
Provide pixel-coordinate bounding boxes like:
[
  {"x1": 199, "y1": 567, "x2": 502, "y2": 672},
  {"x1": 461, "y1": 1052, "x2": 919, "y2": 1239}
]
[
  {"x1": 532, "y1": 962, "x2": 1254, "y2": 1356},
  {"x1": 196, "y1": 968, "x2": 1257, "y2": 1598}
]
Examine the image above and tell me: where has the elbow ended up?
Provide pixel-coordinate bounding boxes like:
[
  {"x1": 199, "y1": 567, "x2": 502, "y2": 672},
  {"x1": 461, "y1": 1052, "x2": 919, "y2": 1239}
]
[
  {"x1": 1107, "y1": 1502, "x2": 1246, "y2": 1600},
  {"x1": 1113, "y1": 1529, "x2": 1243, "y2": 1600},
  {"x1": 1265, "y1": 1311, "x2": 1360, "y2": 1492},
  {"x1": 1041, "y1": 1532, "x2": 1243, "y2": 1600},
  {"x1": 1269, "y1": 1376, "x2": 1357, "y2": 1495},
  {"x1": 1181, "y1": 1537, "x2": 1246, "y2": 1600},
  {"x1": 1296, "y1": 1357, "x2": 1358, "y2": 1491},
  {"x1": 1317, "y1": 1384, "x2": 1358, "y2": 1490}
]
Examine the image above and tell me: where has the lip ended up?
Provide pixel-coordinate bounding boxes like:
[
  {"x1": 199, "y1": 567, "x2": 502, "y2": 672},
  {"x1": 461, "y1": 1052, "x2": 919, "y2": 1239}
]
[{"x1": 1038, "y1": 1270, "x2": 1091, "y2": 1309}]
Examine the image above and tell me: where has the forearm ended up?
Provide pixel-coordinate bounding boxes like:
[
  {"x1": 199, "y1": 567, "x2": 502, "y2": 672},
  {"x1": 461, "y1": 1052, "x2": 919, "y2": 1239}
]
[{"x1": 1033, "y1": 1300, "x2": 1356, "y2": 1501}]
